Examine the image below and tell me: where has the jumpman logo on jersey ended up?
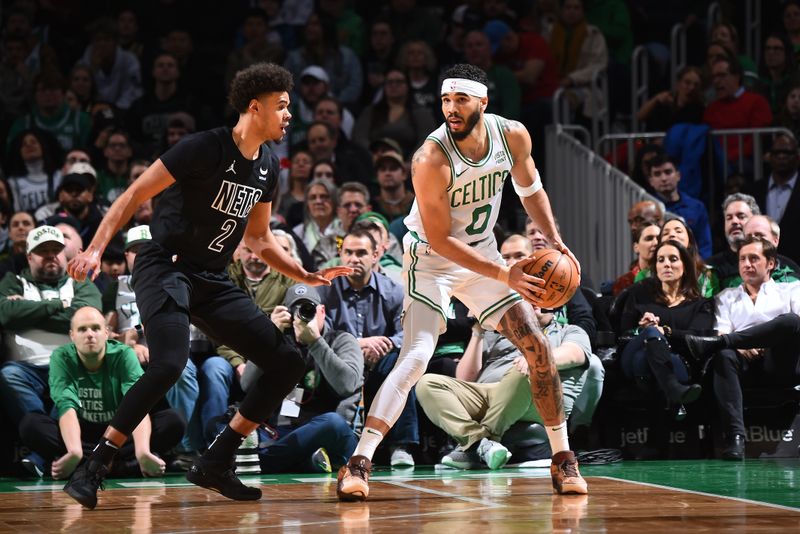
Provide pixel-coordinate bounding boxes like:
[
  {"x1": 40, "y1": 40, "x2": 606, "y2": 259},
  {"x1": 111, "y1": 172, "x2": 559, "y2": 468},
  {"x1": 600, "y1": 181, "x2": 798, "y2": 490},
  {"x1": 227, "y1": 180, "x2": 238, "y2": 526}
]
[
  {"x1": 225, "y1": 161, "x2": 236, "y2": 174},
  {"x1": 258, "y1": 166, "x2": 269, "y2": 181}
]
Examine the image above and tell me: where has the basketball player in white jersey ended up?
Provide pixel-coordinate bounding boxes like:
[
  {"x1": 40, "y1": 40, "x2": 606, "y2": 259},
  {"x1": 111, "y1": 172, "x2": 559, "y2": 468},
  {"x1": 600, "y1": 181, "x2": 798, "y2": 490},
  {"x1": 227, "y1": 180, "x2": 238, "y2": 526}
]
[{"x1": 337, "y1": 64, "x2": 587, "y2": 500}]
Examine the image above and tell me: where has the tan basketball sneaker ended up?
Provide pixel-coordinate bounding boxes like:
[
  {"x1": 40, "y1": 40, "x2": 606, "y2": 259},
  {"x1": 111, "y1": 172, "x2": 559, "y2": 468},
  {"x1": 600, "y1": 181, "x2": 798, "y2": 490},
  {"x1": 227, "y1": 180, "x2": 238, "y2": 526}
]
[
  {"x1": 550, "y1": 450, "x2": 588, "y2": 495},
  {"x1": 336, "y1": 455, "x2": 372, "y2": 501}
]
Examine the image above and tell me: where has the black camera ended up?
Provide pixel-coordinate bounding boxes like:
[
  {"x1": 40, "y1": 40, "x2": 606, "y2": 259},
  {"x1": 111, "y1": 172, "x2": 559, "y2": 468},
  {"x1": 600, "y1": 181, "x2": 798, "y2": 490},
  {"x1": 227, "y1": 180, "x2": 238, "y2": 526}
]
[{"x1": 292, "y1": 298, "x2": 318, "y2": 323}]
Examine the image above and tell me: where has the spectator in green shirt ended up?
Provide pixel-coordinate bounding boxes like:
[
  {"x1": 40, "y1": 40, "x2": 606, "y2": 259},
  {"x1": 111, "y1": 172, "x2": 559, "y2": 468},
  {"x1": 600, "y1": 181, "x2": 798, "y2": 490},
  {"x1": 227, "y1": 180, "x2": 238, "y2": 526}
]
[{"x1": 19, "y1": 307, "x2": 185, "y2": 479}]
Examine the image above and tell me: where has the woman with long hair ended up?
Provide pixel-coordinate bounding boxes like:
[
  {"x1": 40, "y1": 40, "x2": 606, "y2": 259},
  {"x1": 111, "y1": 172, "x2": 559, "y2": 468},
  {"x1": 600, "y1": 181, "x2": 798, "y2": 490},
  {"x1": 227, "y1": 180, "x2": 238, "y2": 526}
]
[
  {"x1": 67, "y1": 64, "x2": 97, "y2": 113},
  {"x1": 755, "y1": 32, "x2": 800, "y2": 113},
  {"x1": 395, "y1": 39, "x2": 439, "y2": 118},
  {"x1": 292, "y1": 177, "x2": 342, "y2": 254},
  {"x1": 352, "y1": 69, "x2": 436, "y2": 156},
  {"x1": 657, "y1": 214, "x2": 719, "y2": 296},
  {"x1": 636, "y1": 65, "x2": 705, "y2": 131},
  {"x1": 619, "y1": 240, "x2": 715, "y2": 408},
  {"x1": 5, "y1": 128, "x2": 62, "y2": 213},
  {"x1": 279, "y1": 149, "x2": 313, "y2": 227}
]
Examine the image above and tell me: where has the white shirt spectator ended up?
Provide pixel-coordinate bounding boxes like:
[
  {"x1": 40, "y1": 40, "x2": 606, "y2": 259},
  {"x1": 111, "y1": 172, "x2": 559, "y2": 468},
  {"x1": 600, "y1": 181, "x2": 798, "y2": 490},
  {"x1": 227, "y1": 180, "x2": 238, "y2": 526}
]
[{"x1": 714, "y1": 279, "x2": 800, "y2": 334}]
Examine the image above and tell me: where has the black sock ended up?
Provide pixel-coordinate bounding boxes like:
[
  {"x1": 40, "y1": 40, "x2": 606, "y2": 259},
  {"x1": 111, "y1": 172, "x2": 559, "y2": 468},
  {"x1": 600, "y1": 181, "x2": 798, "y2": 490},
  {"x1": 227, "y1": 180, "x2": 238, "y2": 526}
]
[
  {"x1": 204, "y1": 425, "x2": 246, "y2": 464},
  {"x1": 89, "y1": 439, "x2": 119, "y2": 469}
]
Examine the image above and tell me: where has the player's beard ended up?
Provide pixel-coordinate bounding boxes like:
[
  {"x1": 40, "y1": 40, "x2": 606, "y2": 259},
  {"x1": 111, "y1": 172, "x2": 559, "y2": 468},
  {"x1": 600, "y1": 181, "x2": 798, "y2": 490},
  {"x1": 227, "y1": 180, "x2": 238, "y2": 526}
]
[{"x1": 448, "y1": 108, "x2": 481, "y2": 141}]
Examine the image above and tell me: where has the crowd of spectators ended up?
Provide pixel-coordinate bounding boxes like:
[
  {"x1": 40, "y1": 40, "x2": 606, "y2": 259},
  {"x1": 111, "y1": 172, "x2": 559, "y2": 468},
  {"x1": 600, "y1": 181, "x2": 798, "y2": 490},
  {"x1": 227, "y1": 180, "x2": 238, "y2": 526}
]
[{"x1": 0, "y1": 0, "x2": 798, "y2": 477}]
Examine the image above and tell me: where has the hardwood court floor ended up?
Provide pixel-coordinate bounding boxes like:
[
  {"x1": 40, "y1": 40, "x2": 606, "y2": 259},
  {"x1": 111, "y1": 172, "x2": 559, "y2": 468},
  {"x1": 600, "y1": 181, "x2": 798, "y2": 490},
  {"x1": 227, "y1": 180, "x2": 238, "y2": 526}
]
[{"x1": 0, "y1": 460, "x2": 798, "y2": 533}]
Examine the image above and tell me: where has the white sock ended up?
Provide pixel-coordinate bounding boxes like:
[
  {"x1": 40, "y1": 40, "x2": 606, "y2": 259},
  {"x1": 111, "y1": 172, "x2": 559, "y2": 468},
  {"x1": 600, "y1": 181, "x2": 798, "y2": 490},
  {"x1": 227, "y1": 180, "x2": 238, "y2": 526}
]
[
  {"x1": 545, "y1": 422, "x2": 570, "y2": 455},
  {"x1": 353, "y1": 427, "x2": 384, "y2": 460}
]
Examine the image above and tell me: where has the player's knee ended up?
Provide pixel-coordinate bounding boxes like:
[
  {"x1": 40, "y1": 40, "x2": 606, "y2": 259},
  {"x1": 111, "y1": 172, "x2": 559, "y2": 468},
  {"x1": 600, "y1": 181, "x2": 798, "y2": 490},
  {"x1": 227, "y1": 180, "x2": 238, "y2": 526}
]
[
  {"x1": 274, "y1": 344, "x2": 306, "y2": 381},
  {"x1": 391, "y1": 354, "x2": 428, "y2": 390},
  {"x1": 148, "y1": 358, "x2": 187, "y2": 384}
]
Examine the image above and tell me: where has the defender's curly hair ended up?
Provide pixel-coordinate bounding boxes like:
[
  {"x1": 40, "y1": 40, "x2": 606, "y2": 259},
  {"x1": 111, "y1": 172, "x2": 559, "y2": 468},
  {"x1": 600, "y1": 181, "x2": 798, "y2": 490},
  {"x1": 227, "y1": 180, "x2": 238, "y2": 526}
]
[{"x1": 228, "y1": 62, "x2": 294, "y2": 113}]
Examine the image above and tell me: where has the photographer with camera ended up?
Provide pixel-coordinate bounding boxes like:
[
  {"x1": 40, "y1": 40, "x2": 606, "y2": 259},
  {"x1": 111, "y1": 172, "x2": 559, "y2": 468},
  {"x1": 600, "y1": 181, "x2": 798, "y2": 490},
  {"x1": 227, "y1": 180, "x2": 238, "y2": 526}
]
[{"x1": 241, "y1": 283, "x2": 363, "y2": 473}]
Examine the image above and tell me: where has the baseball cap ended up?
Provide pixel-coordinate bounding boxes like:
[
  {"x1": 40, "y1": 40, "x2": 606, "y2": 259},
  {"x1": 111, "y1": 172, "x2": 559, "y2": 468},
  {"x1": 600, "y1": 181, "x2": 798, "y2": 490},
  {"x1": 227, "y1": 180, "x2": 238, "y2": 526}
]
[
  {"x1": 375, "y1": 150, "x2": 404, "y2": 168},
  {"x1": 66, "y1": 161, "x2": 97, "y2": 178},
  {"x1": 125, "y1": 225, "x2": 152, "y2": 251},
  {"x1": 44, "y1": 212, "x2": 82, "y2": 232},
  {"x1": 483, "y1": 19, "x2": 512, "y2": 55},
  {"x1": 26, "y1": 225, "x2": 65, "y2": 254},
  {"x1": 283, "y1": 283, "x2": 322, "y2": 309},
  {"x1": 59, "y1": 162, "x2": 97, "y2": 192},
  {"x1": 59, "y1": 173, "x2": 93, "y2": 192},
  {"x1": 369, "y1": 137, "x2": 403, "y2": 156},
  {"x1": 301, "y1": 65, "x2": 330, "y2": 84},
  {"x1": 355, "y1": 211, "x2": 390, "y2": 231}
]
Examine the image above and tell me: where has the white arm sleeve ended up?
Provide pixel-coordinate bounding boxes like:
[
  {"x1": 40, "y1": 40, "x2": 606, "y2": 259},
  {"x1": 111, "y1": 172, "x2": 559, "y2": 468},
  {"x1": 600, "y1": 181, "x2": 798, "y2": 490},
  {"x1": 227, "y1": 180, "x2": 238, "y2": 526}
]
[{"x1": 512, "y1": 168, "x2": 543, "y2": 197}]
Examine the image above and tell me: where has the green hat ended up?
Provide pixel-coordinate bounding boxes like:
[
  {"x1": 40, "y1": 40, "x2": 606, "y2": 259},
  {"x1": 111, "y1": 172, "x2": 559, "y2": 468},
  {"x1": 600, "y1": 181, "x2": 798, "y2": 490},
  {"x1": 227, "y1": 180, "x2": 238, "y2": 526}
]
[{"x1": 355, "y1": 211, "x2": 390, "y2": 231}]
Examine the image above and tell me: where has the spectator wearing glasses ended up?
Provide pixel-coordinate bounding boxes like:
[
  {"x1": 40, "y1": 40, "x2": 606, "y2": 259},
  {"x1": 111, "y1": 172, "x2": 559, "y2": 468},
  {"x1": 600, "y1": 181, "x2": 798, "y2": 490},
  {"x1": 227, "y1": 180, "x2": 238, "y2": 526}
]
[
  {"x1": 702, "y1": 57, "x2": 772, "y2": 172},
  {"x1": 755, "y1": 33, "x2": 800, "y2": 114},
  {"x1": 747, "y1": 134, "x2": 800, "y2": 264},
  {"x1": 293, "y1": 178, "x2": 342, "y2": 253},
  {"x1": 95, "y1": 130, "x2": 133, "y2": 205},
  {"x1": 312, "y1": 182, "x2": 371, "y2": 268}
]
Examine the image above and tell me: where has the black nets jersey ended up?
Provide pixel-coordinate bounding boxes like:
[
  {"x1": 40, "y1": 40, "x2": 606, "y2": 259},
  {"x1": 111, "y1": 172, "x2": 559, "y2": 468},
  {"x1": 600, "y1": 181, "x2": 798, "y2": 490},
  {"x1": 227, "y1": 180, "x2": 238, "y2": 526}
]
[{"x1": 153, "y1": 127, "x2": 279, "y2": 272}]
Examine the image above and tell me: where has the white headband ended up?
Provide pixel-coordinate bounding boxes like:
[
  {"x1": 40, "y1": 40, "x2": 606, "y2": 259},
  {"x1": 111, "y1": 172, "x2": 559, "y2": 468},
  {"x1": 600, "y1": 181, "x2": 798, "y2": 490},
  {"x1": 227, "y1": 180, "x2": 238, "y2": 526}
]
[{"x1": 441, "y1": 78, "x2": 488, "y2": 98}]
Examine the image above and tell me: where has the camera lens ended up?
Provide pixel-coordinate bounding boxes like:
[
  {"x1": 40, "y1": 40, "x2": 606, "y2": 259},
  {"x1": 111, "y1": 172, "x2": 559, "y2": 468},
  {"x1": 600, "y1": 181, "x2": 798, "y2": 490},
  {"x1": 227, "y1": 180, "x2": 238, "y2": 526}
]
[{"x1": 295, "y1": 299, "x2": 317, "y2": 322}]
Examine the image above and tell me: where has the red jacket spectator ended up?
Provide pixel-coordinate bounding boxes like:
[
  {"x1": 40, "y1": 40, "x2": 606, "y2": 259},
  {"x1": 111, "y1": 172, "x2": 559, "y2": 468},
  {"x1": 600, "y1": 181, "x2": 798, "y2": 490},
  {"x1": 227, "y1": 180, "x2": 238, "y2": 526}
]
[
  {"x1": 703, "y1": 58, "x2": 772, "y2": 161},
  {"x1": 485, "y1": 20, "x2": 559, "y2": 103}
]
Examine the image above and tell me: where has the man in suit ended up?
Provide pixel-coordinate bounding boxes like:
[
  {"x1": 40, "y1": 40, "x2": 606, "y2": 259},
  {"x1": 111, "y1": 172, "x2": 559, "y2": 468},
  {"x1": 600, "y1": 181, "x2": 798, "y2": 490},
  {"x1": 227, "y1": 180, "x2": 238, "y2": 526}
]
[{"x1": 747, "y1": 134, "x2": 800, "y2": 264}]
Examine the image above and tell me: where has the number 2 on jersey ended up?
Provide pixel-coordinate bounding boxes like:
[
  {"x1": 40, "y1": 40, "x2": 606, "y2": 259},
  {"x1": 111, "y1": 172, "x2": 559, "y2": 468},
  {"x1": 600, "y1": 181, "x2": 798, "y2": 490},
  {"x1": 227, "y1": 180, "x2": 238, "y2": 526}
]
[{"x1": 208, "y1": 218, "x2": 237, "y2": 252}]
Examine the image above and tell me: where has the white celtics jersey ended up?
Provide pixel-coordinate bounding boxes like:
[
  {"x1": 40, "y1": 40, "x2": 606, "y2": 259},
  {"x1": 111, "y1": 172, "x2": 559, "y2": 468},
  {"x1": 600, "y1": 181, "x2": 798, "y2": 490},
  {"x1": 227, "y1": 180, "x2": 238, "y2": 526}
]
[{"x1": 404, "y1": 113, "x2": 514, "y2": 244}]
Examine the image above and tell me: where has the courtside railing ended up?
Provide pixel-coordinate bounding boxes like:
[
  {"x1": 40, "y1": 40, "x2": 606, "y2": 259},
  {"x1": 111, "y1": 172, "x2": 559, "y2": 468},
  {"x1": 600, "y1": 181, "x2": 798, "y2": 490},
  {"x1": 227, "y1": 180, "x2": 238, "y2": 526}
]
[
  {"x1": 552, "y1": 67, "x2": 610, "y2": 146},
  {"x1": 597, "y1": 126, "x2": 796, "y2": 183},
  {"x1": 546, "y1": 125, "x2": 659, "y2": 286}
]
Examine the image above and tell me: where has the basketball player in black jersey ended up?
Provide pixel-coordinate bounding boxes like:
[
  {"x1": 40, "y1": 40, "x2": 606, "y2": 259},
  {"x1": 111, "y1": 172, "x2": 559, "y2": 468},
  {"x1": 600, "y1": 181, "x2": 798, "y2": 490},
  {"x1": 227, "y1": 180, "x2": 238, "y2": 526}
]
[{"x1": 63, "y1": 63, "x2": 352, "y2": 509}]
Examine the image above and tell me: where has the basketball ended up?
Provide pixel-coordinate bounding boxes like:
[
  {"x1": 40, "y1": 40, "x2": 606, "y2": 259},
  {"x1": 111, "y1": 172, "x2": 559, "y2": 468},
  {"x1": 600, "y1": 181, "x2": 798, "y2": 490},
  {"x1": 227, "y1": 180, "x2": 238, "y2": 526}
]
[{"x1": 521, "y1": 248, "x2": 580, "y2": 309}]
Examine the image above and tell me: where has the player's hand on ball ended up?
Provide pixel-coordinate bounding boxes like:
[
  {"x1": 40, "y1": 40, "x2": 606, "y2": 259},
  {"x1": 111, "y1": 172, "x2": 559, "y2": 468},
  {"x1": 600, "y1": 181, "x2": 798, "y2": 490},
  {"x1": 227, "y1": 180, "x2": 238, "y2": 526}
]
[
  {"x1": 552, "y1": 242, "x2": 581, "y2": 276},
  {"x1": 68, "y1": 247, "x2": 102, "y2": 281},
  {"x1": 305, "y1": 266, "x2": 354, "y2": 286},
  {"x1": 505, "y1": 259, "x2": 547, "y2": 305}
]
